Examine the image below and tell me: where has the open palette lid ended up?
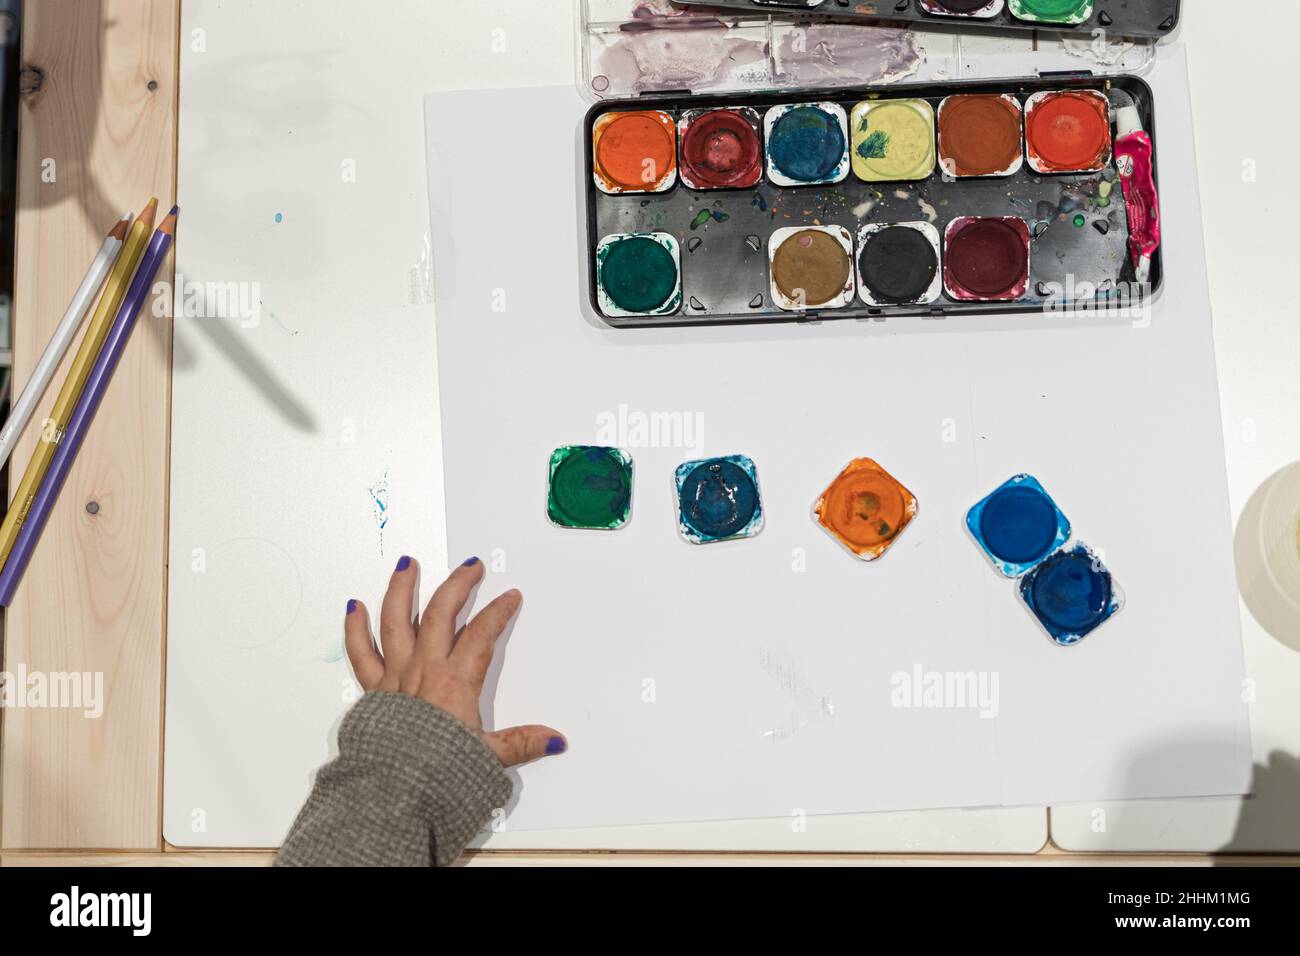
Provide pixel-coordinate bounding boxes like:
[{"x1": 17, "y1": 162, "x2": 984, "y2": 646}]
[
  {"x1": 672, "y1": 0, "x2": 1179, "y2": 42},
  {"x1": 578, "y1": 0, "x2": 1160, "y2": 100}
]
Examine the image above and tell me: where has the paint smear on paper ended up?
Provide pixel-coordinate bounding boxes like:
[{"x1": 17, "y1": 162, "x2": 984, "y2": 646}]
[
  {"x1": 758, "y1": 642, "x2": 836, "y2": 743},
  {"x1": 367, "y1": 468, "x2": 390, "y2": 557}
]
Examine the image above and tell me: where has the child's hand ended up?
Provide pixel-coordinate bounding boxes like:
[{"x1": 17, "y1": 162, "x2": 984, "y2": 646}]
[{"x1": 344, "y1": 556, "x2": 566, "y2": 767}]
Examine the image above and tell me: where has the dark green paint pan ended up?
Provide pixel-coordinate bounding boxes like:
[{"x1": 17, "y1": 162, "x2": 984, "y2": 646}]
[{"x1": 596, "y1": 232, "x2": 681, "y2": 318}]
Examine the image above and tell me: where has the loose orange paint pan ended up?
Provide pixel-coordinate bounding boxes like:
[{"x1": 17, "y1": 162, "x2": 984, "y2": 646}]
[
  {"x1": 812, "y1": 458, "x2": 918, "y2": 561},
  {"x1": 1024, "y1": 89, "x2": 1112, "y2": 175},
  {"x1": 591, "y1": 109, "x2": 677, "y2": 195}
]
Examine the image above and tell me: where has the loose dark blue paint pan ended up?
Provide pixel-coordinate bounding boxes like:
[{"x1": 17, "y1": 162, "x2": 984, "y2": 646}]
[
  {"x1": 674, "y1": 454, "x2": 764, "y2": 544},
  {"x1": 1019, "y1": 542, "x2": 1124, "y2": 645},
  {"x1": 966, "y1": 474, "x2": 1071, "y2": 577}
]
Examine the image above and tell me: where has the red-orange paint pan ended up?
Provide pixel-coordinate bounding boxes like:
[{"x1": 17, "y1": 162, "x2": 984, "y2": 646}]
[{"x1": 1024, "y1": 89, "x2": 1112, "y2": 175}]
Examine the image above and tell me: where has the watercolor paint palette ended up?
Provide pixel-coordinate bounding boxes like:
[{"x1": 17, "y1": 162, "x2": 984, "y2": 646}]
[
  {"x1": 676, "y1": 0, "x2": 1180, "y2": 40},
  {"x1": 584, "y1": 74, "x2": 1160, "y2": 328},
  {"x1": 967, "y1": 474, "x2": 1124, "y2": 645}
]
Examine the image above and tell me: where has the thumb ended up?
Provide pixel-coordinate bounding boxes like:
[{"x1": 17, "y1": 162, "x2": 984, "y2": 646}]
[{"x1": 482, "y1": 725, "x2": 567, "y2": 767}]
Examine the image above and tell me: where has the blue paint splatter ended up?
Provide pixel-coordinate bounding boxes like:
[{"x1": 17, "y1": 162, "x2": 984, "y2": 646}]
[
  {"x1": 768, "y1": 106, "x2": 846, "y2": 184},
  {"x1": 966, "y1": 474, "x2": 1070, "y2": 577},
  {"x1": 1020, "y1": 543, "x2": 1122, "y2": 645},
  {"x1": 675, "y1": 455, "x2": 763, "y2": 544},
  {"x1": 275, "y1": 212, "x2": 283, "y2": 223},
  {"x1": 367, "y1": 468, "x2": 390, "y2": 556}
]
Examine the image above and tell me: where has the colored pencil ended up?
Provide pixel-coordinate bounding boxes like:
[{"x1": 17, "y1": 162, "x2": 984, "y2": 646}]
[
  {"x1": 0, "y1": 214, "x2": 130, "y2": 467},
  {"x1": 0, "y1": 198, "x2": 159, "y2": 568},
  {"x1": 0, "y1": 206, "x2": 177, "y2": 606}
]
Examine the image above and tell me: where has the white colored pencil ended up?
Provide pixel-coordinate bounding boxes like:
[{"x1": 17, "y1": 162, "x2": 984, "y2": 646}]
[{"x1": 0, "y1": 213, "x2": 130, "y2": 467}]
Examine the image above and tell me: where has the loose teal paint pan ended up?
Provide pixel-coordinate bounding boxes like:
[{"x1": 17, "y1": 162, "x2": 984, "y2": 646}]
[{"x1": 674, "y1": 454, "x2": 764, "y2": 544}]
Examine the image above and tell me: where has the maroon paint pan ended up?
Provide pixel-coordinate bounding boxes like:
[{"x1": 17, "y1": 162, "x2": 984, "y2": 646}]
[{"x1": 943, "y1": 217, "x2": 1031, "y2": 301}]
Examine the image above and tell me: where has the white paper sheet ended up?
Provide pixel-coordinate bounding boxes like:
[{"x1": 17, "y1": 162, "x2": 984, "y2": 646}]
[{"x1": 427, "y1": 46, "x2": 1252, "y2": 830}]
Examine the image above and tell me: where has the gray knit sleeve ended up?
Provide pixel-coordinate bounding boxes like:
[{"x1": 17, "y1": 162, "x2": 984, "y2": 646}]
[{"x1": 275, "y1": 691, "x2": 512, "y2": 867}]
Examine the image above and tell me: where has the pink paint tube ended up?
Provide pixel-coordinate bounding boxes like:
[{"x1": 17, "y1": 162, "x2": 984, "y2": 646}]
[{"x1": 1113, "y1": 105, "x2": 1160, "y2": 285}]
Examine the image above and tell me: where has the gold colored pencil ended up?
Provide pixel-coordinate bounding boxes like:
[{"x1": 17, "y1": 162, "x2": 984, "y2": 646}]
[{"x1": 0, "y1": 197, "x2": 159, "y2": 567}]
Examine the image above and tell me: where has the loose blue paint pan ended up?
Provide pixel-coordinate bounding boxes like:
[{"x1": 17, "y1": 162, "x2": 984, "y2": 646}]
[
  {"x1": 1019, "y1": 542, "x2": 1124, "y2": 645},
  {"x1": 966, "y1": 474, "x2": 1070, "y2": 577},
  {"x1": 674, "y1": 454, "x2": 764, "y2": 544}
]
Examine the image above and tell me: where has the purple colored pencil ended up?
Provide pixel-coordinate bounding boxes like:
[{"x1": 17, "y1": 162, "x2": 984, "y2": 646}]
[{"x1": 0, "y1": 207, "x2": 177, "y2": 606}]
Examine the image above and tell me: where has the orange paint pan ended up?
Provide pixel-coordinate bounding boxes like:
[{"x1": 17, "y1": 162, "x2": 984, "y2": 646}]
[
  {"x1": 591, "y1": 110, "x2": 678, "y2": 195},
  {"x1": 813, "y1": 458, "x2": 918, "y2": 561}
]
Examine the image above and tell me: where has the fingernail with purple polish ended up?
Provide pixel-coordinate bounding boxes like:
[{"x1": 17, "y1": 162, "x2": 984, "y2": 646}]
[
  {"x1": 462, "y1": 556, "x2": 480, "y2": 567},
  {"x1": 395, "y1": 555, "x2": 411, "y2": 572},
  {"x1": 346, "y1": 599, "x2": 358, "y2": 615},
  {"x1": 546, "y1": 736, "x2": 567, "y2": 756}
]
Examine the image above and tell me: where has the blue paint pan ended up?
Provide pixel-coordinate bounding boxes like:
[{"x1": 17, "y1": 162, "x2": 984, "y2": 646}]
[
  {"x1": 674, "y1": 454, "x2": 764, "y2": 544},
  {"x1": 966, "y1": 474, "x2": 1070, "y2": 577},
  {"x1": 1019, "y1": 542, "x2": 1124, "y2": 645}
]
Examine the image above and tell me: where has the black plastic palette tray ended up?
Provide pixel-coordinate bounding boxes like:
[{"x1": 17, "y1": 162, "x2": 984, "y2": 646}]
[
  {"x1": 675, "y1": 0, "x2": 1180, "y2": 40},
  {"x1": 583, "y1": 73, "x2": 1160, "y2": 328}
]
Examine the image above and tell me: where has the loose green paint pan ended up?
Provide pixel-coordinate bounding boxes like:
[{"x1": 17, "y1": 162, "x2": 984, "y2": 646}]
[
  {"x1": 595, "y1": 232, "x2": 681, "y2": 317},
  {"x1": 1008, "y1": 0, "x2": 1093, "y2": 24},
  {"x1": 547, "y1": 446, "x2": 634, "y2": 530}
]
